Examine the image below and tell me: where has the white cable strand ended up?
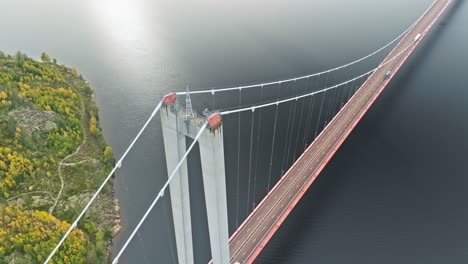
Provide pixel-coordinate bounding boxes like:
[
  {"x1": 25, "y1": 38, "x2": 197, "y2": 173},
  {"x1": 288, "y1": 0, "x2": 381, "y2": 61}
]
[
  {"x1": 112, "y1": 121, "x2": 208, "y2": 264},
  {"x1": 43, "y1": 100, "x2": 163, "y2": 264},
  {"x1": 220, "y1": 33, "x2": 420, "y2": 116},
  {"x1": 176, "y1": 0, "x2": 437, "y2": 97},
  {"x1": 175, "y1": 2, "x2": 434, "y2": 97}
]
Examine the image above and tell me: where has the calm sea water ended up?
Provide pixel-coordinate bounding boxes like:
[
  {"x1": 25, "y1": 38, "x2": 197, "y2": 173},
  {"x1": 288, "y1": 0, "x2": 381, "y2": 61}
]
[{"x1": 1, "y1": 0, "x2": 467, "y2": 263}]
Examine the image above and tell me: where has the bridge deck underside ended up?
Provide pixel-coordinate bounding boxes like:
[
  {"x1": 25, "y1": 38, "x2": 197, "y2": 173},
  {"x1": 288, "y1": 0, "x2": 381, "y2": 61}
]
[{"x1": 227, "y1": 1, "x2": 451, "y2": 263}]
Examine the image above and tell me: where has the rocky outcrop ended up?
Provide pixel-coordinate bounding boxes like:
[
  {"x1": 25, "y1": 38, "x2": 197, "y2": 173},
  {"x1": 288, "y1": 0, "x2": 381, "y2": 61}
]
[
  {"x1": 59, "y1": 192, "x2": 121, "y2": 235},
  {"x1": 8, "y1": 109, "x2": 56, "y2": 133}
]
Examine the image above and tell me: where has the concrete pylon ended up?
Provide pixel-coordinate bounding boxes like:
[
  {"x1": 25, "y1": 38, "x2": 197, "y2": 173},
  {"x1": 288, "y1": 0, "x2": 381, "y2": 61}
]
[
  {"x1": 161, "y1": 106, "x2": 194, "y2": 264},
  {"x1": 160, "y1": 102, "x2": 230, "y2": 264},
  {"x1": 198, "y1": 127, "x2": 230, "y2": 264}
]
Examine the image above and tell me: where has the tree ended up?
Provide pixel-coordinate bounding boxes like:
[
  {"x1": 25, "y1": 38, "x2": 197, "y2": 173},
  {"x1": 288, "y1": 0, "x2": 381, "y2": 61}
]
[
  {"x1": 89, "y1": 116, "x2": 98, "y2": 134},
  {"x1": 14, "y1": 51, "x2": 27, "y2": 60},
  {"x1": 0, "y1": 51, "x2": 5, "y2": 59},
  {"x1": 103, "y1": 146, "x2": 113, "y2": 161},
  {"x1": 71, "y1": 67, "x2": 78, "y2": 76},
  {"x1": 52, "y1": 58, "x2": 57, "y2": 64},
  {"x1": 40, "y1": 52, "x2": 51, "y2": 62}
]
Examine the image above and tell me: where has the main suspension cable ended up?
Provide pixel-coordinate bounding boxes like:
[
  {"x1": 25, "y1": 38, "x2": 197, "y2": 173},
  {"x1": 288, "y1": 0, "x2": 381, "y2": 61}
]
[
  {"x1": 219, "y1": 26, "x2": 425, "y2": 117},
  {"x1": 176, "y1": 14, "x2": 422, "y2": 96}
]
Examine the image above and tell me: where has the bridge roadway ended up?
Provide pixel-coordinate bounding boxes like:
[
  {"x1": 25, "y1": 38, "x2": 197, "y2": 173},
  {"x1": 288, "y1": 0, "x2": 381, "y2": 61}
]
[{"x1": 226, "y1": 0, "x2": 452, "y2": 263}]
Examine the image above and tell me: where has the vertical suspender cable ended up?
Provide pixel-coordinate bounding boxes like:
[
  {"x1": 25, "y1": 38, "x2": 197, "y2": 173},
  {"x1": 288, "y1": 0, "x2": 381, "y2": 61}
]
[
  {"x1": 354, "y1": 78, "x2": 361, "y2": 95},
  {"x1": 322, "y1": 73, "x2": 329, "y2": 93},
  {"x1": 267, "y1": 103, "x2": 279, "y2": 191},
  {"x1": 328, "y1": 73, "x2": 336, "y2": 121},
  {"x1": 337, "y1": 81, "x2": 346, "y2": 109},
  {"x1": 319, "y1": 73, "x2": 331, "y2": 130},
  {"x1": 344, "y1": 79, "x2": 352, "y2": 102},
  {"x1": 326, "y1": 74, "x2": 338, "y2": 123},
  {"x1": 211, "y1": 87, "x2": 217, "y2": 110},
  {"x1": 315, "y1": 72, "x2": 322, "y2": 92},
  {"x1": 342, "y1": 66, "x2": 352, "y2": 105},
  {"x1": 332, "y1": 80, "x2": 342, "y2": 118},
  {"x1": 293, "y1": 92, "x2": 306, "y2": 161},
  {"x1": 235, "y1": 90, "x2": 242, "y2": 227},
  {"x1": 314, "y1": 90, "x2": 326, "y2": 139},
  {"x1": 280, "y1": 88, "x2": 294, "y2": 175},
  {"x1": 285, "y1": 92, "x2": 298, "y2": 167},
  {"x1": 346, "y1": 79, "x2": 355, "y2": 101},
  {"x1": 303, "y1": 92, "x2": 316, "y2": 148},
  {"x1": 335, "y1": 73, "x2": 345, "y2": 112},
  {"x1": 323, "y1": 91, "x2": 332, "y2": 130},
  {"x1": 246, "y1": 109, "x2": 256, "y2": 215},
  {"x1": 267, "y1": 82, "x2": 281, "y2": 191},
  {"x1": 252, "y1": 86, "x2": 264, "y2": 209},
  {"x1": 303, "y1": 74, "x2": 319, "y2": 145},
  {"x1": 301, "y1": 77, "x2": 313, "y2": 149}
]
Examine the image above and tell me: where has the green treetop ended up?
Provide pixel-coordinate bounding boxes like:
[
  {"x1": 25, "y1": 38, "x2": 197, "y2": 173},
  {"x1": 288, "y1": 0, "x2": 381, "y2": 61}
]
[{"x1": 41, "y1": 52, "x2": 51, "y2": 62}]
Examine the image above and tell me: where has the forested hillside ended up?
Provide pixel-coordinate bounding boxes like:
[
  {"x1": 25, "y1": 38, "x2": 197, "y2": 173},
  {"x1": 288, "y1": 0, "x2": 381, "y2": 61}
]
[{"x1": 0, "y1": 51, "x2": 119, "y2": 264}]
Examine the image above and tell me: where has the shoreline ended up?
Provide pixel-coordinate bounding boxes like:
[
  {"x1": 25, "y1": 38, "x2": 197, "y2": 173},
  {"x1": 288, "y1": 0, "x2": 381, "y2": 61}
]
[{"x1": 0, "y1": 52, "x2": 121, "y2": 263}]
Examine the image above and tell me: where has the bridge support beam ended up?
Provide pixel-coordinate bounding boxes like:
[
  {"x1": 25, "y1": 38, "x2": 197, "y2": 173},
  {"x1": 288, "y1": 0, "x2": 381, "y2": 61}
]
[
  {"x1": 199, "y1": 128, "x2": 230, "y2": 264},
  {"x1": 161, "y1": 108, "x2": 194, "y2": 264}
]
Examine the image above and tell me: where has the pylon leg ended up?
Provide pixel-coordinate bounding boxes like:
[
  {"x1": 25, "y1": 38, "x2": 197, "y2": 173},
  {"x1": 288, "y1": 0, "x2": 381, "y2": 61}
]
[
  {"x1": 161, "y1": 107, "x2": 194, "y2": 264},
  {"x1": 199, "y1": 128, "x2": 230, "y2": 264}
]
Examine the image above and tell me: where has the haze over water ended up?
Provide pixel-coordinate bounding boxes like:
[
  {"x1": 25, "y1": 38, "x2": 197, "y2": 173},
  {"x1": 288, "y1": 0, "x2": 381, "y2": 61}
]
[{"x1": 1, "y1": 0, "x2": 467, "y2": 263}]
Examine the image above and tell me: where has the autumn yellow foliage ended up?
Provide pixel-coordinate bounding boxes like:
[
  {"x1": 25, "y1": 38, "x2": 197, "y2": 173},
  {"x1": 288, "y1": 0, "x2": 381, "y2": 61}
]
[
  {"x1": 1, "y1": 51, "x2": 115, "y2": 263},
  {"x1": 0, "y1": 147, "x2": 35, "y2": 198},
  {"x1": 0, "y1": 205, "x2": 87, "y2": 264},
  {"x1": 89, "y1": 116, "x2": 98, "y2": 134}
]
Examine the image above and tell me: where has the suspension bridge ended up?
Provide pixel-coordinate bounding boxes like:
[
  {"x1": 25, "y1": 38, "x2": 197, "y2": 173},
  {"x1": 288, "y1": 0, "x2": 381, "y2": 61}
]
[{"x1": 43, "y1": 0, "x2": 452, "y2": 263}]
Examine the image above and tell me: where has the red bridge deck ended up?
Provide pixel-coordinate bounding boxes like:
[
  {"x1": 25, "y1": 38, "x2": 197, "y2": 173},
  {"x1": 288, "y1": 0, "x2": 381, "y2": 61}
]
[{"x1": 226, "y1": 0, "x2": 452, "y2": 263}]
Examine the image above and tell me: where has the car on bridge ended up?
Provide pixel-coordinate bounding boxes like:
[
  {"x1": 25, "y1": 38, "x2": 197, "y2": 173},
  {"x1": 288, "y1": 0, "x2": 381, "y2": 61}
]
[{"x1": 384, "y1": 71, "x2": 391, "y2": 79}]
